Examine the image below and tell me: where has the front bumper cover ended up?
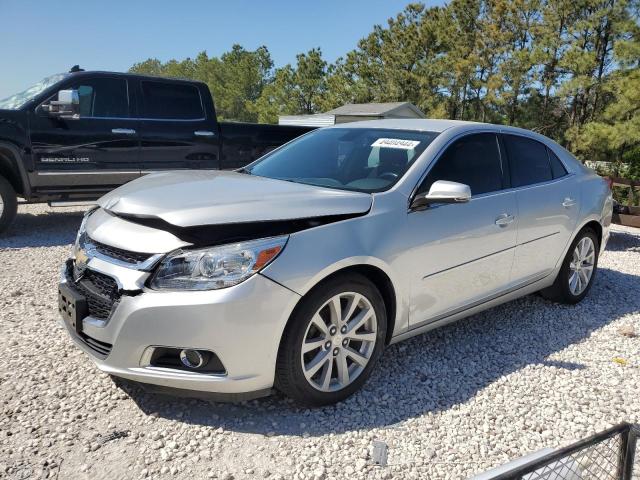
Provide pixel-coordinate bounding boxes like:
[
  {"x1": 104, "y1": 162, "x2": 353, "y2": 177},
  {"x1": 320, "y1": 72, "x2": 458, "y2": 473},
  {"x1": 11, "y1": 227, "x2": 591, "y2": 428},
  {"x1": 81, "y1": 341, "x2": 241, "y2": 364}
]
[{"x1": 59, "y1": 262, "x2": 301, "y2": 398}]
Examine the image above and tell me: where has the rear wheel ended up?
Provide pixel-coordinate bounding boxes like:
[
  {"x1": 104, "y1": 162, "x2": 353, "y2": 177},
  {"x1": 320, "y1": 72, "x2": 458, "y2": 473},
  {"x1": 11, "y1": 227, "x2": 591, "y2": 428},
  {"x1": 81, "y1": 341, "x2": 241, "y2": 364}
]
[
  {"x1": 0, "y1": 176, "x2": 17, "y2": 234},
  {"x1": 541, "y1": 228, "x2": 599, "y2": 304},
  {"x1": 275, "y1": 273, "x2": 387, "y2": 406}
]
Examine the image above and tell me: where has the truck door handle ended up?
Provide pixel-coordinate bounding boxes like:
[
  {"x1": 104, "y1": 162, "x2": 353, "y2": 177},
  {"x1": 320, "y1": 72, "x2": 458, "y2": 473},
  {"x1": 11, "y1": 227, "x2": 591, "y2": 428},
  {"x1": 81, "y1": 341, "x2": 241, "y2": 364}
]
[
  {"x1": 111, "y1": 128, "x2": 136, "y2": 135},
  {"x1": 562, "y1": 197, "x2": 576, "y2": 208},
  {"x1": 495, "y1": 213, "x2": 515, "y2": 227},
  {"x1": 194, "y1": 130, "x2": 215, "y2": 137}
]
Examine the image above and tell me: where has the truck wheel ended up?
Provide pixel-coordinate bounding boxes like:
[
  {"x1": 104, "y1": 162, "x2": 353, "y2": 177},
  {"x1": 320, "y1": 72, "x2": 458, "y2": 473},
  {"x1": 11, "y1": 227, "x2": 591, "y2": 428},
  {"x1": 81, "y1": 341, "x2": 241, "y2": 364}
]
[
  {"x1": 0, "y1": 176, "x2": 18, "y2": 233},
  {"x1": 275, "y1": 273, "x2": 387, "y2": 406}
]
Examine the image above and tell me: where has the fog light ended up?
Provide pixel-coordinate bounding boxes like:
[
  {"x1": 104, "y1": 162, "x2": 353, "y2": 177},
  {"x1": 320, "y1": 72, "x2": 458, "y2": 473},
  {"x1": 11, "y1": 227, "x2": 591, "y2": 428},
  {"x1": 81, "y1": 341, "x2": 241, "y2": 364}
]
[{"x1": 179, "y1": 349, "x2": 205, "y2": 369}]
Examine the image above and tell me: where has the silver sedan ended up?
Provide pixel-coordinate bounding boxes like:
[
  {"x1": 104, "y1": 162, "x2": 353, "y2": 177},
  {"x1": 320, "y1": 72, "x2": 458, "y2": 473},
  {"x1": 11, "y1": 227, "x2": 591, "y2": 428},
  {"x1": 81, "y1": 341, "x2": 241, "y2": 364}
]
[{"x1": 58, "y1": 119, "x2": 612, "y2": 405}]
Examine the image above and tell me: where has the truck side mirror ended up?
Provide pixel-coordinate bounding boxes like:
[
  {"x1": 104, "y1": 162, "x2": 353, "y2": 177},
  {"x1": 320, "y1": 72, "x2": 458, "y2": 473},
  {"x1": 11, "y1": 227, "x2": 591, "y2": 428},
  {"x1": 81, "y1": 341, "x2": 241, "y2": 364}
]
[{"x1": 42, "y1": 89, "x2": 80, "y2": 120}]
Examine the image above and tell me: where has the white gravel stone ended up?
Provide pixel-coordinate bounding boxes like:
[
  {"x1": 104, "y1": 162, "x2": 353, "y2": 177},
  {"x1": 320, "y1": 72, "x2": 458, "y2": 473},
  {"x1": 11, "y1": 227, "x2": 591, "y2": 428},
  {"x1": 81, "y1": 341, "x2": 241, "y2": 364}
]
[{"x1": 1, "y1": 205, "x2": 638, "y2": 479}]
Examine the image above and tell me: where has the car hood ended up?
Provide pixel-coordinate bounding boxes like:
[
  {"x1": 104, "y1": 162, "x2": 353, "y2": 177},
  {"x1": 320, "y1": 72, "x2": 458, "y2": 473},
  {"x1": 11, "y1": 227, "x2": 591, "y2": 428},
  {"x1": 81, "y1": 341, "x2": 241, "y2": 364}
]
[{"x1": 98, "y1": 170, "x2": 372, "y2": 228}]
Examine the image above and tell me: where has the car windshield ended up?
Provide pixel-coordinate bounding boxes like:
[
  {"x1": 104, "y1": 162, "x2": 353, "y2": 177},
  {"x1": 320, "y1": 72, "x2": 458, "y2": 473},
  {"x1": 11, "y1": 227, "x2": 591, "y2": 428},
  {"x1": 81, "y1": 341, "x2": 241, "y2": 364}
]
[
  {"x1": 0, "y1": 73, "x2": 70, "y2": 110},
  {"x1": 247, "y1": 127, "x2": 439, "y2": 192}
]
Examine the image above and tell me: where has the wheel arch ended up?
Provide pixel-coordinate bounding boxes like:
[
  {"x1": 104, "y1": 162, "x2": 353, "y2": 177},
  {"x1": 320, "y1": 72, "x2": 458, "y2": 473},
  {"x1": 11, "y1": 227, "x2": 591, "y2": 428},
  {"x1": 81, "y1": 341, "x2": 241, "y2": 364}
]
[
  {"x1": 581, "y1": 220, "x2": 603, "y2": 246},
  {"x1": 279, "y1": 263, "x2": 399, "y2": 346},
  {"x1": 0, "y1": 141, "x2": 28, "y2": 196}
]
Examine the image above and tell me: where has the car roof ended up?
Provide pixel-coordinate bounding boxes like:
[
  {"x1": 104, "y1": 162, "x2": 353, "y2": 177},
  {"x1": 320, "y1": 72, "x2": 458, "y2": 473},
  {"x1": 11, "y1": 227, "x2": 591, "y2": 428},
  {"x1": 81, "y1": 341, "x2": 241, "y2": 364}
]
[
  {"x1": 326, "y1": 118, "x2": 554, "y2": 138},
  {"x1": 327, "y1": 118, "x2": 484, "y2": 133}
]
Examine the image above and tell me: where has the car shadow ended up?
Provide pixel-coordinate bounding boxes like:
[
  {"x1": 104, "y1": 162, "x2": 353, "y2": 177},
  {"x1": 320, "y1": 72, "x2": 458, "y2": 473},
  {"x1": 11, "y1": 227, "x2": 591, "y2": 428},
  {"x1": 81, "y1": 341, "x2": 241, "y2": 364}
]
[
  {"x1": 605, "y1": 227, "x2": 640, "y2": 252},
  {"x1": 119, "y1": 229, "x2": 640, "y2": 436},
  {"x1": 0, "y1": 208, "x2": 86, "y2": 248}
]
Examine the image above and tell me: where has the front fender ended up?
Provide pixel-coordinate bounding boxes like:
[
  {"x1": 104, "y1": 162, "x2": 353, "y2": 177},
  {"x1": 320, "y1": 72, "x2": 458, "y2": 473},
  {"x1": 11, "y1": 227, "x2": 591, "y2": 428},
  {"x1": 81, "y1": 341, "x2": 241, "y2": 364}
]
[{"x1": 260, "y1": 204, "x2": 410, "y2": 336}]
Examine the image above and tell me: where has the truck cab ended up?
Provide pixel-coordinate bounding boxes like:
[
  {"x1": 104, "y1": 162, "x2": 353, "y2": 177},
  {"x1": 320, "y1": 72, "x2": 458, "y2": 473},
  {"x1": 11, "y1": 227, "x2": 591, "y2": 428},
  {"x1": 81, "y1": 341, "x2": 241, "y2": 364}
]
[{"x1": 0, "y1": 68, "x2": 313, "y2": 232}]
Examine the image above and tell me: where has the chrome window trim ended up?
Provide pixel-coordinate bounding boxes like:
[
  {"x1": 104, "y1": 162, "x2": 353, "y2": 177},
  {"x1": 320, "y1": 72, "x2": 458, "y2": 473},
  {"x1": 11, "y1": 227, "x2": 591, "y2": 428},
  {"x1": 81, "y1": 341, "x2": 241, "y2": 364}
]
[
  {"x1": 499, "y1": 129, "x2": 572, "y2": 174},
  {"x1": 409, "y1": 129, "x2": 574, "y2": 208}
]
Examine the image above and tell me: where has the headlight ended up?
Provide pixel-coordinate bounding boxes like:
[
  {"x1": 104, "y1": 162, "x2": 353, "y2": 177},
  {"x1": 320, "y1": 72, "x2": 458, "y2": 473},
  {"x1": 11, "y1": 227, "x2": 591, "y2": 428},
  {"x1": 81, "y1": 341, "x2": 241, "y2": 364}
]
[{"x1": 149, "y1": 236, "x2": 288, "y2": 291}]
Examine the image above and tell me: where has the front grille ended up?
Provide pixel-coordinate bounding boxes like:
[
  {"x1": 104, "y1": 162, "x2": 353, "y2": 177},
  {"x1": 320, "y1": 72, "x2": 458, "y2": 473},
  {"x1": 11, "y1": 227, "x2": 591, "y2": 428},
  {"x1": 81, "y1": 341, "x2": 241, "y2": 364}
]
[
  {"x1": 67, "y1": 264, "x2": 120, "y2": 321},
  {"x1": 93, "y1": 240, "x2": 153, "y2": 265}
]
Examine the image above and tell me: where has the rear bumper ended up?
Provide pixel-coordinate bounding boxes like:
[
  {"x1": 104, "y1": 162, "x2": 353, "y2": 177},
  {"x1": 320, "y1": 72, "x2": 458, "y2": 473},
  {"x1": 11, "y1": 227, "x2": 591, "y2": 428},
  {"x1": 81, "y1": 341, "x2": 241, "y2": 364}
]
[{"x1": 59, "y1": 267, "x2": 301, "y2": 397}]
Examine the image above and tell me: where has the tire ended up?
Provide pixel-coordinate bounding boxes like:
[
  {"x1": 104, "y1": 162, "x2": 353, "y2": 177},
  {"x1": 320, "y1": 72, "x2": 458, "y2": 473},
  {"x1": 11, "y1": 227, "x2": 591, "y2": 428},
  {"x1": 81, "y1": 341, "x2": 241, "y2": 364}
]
[
  {"x1": 0, "y1": 176, "x2": 17, "y2": 234},
  {"x1": 541, "y1": 228, "x2": 599, "y2": 304},
  {"x1": 275, "y1": 273, "x2": 387, "y2": 406}
]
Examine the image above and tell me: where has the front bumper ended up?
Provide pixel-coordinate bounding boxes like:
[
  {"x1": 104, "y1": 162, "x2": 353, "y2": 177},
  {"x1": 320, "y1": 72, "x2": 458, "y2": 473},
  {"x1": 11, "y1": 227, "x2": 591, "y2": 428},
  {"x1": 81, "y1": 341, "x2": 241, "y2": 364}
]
[{"x1": 59, "y1": 261, "x2": 301, "y2": 398}]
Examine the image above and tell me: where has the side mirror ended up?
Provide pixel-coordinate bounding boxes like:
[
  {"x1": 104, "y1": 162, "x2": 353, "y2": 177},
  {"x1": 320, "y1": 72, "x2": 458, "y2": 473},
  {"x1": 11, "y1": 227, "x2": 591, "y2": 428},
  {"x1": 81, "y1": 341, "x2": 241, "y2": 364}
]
[
  {"x1": 410, "y1": 180, "x2": 471, "y2": 211},
  {"x1": 42, "y1": 89, "x2": 80, "y2": 119}
]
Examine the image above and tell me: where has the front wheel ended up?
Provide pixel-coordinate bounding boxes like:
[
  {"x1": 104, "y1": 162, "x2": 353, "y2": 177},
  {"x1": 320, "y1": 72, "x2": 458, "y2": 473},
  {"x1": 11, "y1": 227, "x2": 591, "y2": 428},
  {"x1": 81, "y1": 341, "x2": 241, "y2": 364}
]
[
  {"x1": 275, "y1": 273, "x2": 387, "y2": 406},
  {"x1": 0, "y1": 176, "x2": 18, "y2": 234},
  {"x1": 541, "y1": 228, "x2": 599, "y2": 304}
]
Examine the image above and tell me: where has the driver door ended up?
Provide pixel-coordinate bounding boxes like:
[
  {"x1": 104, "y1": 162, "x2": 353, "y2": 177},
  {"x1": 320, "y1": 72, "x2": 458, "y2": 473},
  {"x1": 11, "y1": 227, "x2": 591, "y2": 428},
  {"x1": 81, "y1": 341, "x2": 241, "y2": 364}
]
[
  {"x1": 28, "y1": 75, "x2": 140, "y2": 191},
  {"x1": 406, "y1": 133, "x2": 518, "y2": 327}
]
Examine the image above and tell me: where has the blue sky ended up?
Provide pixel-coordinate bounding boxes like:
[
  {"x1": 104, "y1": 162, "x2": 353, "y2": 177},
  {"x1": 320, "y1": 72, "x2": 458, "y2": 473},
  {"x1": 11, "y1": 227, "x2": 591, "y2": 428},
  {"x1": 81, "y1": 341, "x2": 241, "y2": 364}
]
[{"x1": 0, "y1": 0, "x2": 445, "y2": 99}]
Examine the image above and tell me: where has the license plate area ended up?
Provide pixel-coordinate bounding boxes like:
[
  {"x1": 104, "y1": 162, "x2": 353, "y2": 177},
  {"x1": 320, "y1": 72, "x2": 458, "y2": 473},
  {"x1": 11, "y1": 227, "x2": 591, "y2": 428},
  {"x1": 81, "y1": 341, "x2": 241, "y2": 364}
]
[{"x1": 58, "y1": 283, "x2": 88, "y2": 334}]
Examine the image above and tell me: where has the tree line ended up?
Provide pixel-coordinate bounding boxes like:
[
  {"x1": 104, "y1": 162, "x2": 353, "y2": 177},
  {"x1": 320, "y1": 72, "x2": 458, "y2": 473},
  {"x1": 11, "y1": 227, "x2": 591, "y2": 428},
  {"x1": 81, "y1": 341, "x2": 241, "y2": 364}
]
[{"x1": 130, "y1": 0, "x2": 640, "y2": 178}]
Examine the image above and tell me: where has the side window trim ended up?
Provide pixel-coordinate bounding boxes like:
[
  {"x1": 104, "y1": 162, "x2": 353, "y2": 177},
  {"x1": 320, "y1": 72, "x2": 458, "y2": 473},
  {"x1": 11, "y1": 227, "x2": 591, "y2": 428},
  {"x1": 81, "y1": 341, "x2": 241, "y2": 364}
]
[
  {"x1": 497, "y1": 133, "x2": 511, "y2": 190},
  {"x1": 410, "y1": 130, "x2": 506, "y2": 203}
]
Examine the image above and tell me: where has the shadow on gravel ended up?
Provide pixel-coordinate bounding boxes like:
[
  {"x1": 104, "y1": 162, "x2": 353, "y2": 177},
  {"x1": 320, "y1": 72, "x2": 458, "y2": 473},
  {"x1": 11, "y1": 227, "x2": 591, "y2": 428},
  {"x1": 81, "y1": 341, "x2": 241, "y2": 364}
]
[
  {"x1": 606, "y1": 227, "x2": 640, "y2": 252},
  {"x1": 119, "y1": 229, "x2": 640, "y2": 437},
  {"x1": 0, "y1": 210, "x2": 85, "y2": 248}
]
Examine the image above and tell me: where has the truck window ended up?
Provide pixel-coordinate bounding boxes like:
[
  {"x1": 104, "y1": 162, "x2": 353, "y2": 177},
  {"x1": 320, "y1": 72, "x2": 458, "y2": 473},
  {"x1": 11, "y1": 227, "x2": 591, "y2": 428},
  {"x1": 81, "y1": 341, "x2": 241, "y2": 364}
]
[
  {"x1": 141, "y1": 81, "x2": 204, "y2": 120},
  {"x1": 73, "y1": 78, "x2": 129, "y2": 118}
]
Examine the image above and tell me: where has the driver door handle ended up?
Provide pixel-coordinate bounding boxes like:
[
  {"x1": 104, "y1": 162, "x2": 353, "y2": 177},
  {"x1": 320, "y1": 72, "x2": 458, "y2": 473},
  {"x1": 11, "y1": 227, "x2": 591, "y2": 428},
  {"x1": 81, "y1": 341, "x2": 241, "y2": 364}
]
[
  {"x1": 194, "y1": 130, "x2": 215, "y2": 137},
  {"x1": 111, "y1": 128, "x2": 136, "y2": 135},
  {"x1": 495, "y1": 213, "x2": 515, "y2": 227}
]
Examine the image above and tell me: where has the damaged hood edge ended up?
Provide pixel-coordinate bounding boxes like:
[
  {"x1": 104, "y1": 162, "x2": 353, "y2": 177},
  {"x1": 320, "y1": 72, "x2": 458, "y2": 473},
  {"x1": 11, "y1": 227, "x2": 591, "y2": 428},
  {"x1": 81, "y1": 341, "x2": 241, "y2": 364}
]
[
  {"x1": 97, "y1": 170, "x2": 373, "y2": 228},
  {"x1": 94, "y1": 170, "x2": 373, "y2": 247}
]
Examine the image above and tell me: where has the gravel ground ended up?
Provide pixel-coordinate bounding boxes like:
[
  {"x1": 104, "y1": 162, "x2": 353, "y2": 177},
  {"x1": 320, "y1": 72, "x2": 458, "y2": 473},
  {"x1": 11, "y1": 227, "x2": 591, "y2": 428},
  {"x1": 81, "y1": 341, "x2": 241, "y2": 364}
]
[{"x1": 0, "y1": 204, "x2": 638, "y2": 480}]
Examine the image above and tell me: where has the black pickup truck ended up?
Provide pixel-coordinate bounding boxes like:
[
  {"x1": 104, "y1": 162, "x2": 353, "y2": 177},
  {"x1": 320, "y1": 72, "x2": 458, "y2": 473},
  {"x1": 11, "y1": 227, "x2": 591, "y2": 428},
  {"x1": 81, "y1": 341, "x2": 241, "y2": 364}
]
[{"x1": 0, "y1": 68, "x2": 313, "y2": 232}]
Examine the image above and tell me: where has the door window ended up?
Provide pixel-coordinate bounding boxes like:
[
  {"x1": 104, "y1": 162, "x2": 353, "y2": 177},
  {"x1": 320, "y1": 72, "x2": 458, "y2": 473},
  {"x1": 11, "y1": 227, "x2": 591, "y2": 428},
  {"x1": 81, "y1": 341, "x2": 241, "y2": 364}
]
[
  {"x1": 417, "y1": 133, "x2": 503, "y2": 196},
  {"x1": 504, "y1": 134, "x2": 552, "y2": 187},
  {"x1": 72, "y1": 78, "x2": 129, "y2": 118},
  {"x1": 140, "y1": 81, "x2": 204, "y2": 120}
]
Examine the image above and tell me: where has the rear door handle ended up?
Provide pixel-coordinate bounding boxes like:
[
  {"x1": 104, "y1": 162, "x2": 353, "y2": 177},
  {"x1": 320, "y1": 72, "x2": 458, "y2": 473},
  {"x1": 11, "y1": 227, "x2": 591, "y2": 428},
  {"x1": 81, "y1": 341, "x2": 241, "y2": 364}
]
[
  {"x1": 194, "y1": 130, "x2": 215, "y2": 137},
  {"x1": 562, "y1": 197, "x2": 576, "y2": 208},
  {"x1": 111, "y1": 128, "x2": 136, "y2": 135},
  {"x1": 495, "y1": 213, "x2": 515, "y2": 227}
]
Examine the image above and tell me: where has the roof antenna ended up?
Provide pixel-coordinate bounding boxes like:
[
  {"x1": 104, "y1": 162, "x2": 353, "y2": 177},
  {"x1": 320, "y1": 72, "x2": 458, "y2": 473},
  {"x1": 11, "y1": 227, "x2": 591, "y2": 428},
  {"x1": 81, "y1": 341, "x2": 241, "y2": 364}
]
[{"x1": 69, "y1": 65, "x2": 84, "y2": 73}]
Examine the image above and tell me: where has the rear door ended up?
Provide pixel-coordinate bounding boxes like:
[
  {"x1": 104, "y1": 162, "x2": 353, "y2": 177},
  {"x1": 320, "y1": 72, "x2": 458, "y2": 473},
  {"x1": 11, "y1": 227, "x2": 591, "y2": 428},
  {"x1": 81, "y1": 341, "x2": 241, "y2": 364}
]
[
  {"x1": 29, "y1": 75, "x2": 140, "y2": 190},
  {"x1": 503, "y1": 133, "x2": 579, "y2": 284},
  {"x1": 407, "y1": 132, "x2": 518, "y2": 326},
  {"x1": 137, "y1": 80, "x2": 220, "y2": 172}
]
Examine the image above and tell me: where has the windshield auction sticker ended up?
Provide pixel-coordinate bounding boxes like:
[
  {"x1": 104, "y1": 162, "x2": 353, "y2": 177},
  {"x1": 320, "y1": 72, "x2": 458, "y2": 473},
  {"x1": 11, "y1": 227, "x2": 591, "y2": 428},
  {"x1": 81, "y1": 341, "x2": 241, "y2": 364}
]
[{"x1": 371, "y1": 138, "x2": 420, "y2": 149}]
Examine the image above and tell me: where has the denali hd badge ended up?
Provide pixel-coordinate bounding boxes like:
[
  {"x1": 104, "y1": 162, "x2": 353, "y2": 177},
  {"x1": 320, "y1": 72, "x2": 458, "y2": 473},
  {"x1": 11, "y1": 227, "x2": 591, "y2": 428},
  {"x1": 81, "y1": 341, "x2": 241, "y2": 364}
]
[{"x1": 40, "y1": 157, "x2": 90, "y2": 163}]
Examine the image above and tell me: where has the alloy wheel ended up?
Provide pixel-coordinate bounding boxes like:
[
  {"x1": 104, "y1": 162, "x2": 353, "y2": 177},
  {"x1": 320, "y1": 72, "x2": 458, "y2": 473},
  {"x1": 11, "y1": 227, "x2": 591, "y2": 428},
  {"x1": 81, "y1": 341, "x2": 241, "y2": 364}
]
[
  {"x1": 0, "y1": 195, "x2": 4, "y2": 218},
  {"x1": 300, "y1": 292, "x2": 378, "y2": 392},
  {"x1": 568, "y1": 236, "x2": 595, "y2": 296}
]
